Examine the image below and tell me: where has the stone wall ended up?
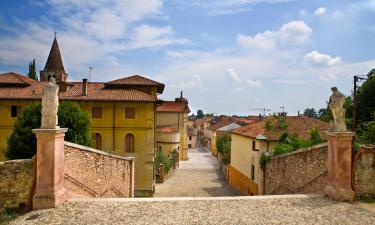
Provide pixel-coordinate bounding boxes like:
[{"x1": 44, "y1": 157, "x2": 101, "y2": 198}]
[
  {"x1": 64, "y1": 142, "x2": 134, "y2": 198},
  {"x1": 264, "y1": 143, "x2": 328, "y2": 195},
  {"x1": 353, "y1": 147, "x2": 375, "y2": 199},
  {"x1": 0, "y1": 159, "x2": 34, "y2": 211}
]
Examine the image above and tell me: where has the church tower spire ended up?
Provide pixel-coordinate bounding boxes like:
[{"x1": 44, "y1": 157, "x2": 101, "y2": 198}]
[{"x1": 40, "y1": 34, "x2": 68, "y2": 82}]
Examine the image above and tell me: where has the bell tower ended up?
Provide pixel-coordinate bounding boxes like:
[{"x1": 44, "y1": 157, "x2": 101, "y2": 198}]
[{"x1": 40, "y1": 34, "x2": 68, "y2": 82}]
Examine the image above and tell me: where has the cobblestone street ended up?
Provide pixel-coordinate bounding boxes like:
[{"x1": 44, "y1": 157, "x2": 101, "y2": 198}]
[{"x1": 154, "y1": 144, "x2": 241, "y2": 197}]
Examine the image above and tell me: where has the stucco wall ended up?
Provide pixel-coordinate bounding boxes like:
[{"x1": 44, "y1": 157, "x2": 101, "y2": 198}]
[
  {"x1": 353, "y1": 148, "x2": 375, "y2": 198},
  {"x1": 64, "y1": 142, "x2": 134, "y2": 198},
  {"x1": 0, "y1": 159, "x2": 34, "y2": 210},
  {"x1": 264, "y1": 143, "x2": 328, "y2": 195}
]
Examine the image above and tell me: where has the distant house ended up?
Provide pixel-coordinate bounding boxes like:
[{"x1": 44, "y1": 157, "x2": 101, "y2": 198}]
[
  {"x1": 229, "y1": 116, "x2": 329, "y2": 196},
  {"x1": 156, "y1": 94, "x2": 190, "y2": 160},
  {"x1": 207, "y1": 116, "x2": 258, "y2": 156},
  {"x1": 187, "y1": 126, "x2": 198, "y2": 149}
]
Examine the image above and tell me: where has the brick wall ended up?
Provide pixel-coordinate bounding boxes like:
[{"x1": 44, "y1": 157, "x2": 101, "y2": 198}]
[
  {"x1": 0, "y1": 159, "x2": 34, "y2": 211},
  {"x1": 264, "y1": 143, "x2": 328, "y2": 195},
  {"x1": 64, "y1": 142, "x2": 134, "y2": 198},
  {"x1": 353, "y1": 147, "x2": 375, "y2": 199}
]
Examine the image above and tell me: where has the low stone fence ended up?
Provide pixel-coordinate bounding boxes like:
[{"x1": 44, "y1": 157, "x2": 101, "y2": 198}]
[
  {"x1": 64, "y1": 142, "x2": 134, "y2": 198},
  {"x1": 264, "y1": 143, "x2": 328, "y2": 195},
  {"x1": 352, "y1": 146, "x2": 375, "y2": 199},
  {"x1": 218, "y1": 153, "x2": 229, "y2": 181},
  {"x1": 0, "y1": 159, "x2": 35, "y2": 211}
]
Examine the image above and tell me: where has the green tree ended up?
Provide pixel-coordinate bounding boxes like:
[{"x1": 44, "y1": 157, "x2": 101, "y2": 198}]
[
  {"x1": 356, "y1": 69, "x2": 375, "y2": 124},
  {"x1": 303, "y1": 108, "x2": 318, "y2": 118},
  {"x1": 197, "y1": 109, "x2": 204, "y2": 119},
  {"x1": 27, "y1": 59, "x2": 38, "y2": 81},
  {"x1": 216, "y1": 134, "x2": 231, "y2": 164},
  {"x1": 6, "y1": 101, "x2": 92, "y2": 160}
]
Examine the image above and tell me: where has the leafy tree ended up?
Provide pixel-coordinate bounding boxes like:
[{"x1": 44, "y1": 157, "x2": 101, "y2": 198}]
[
  {"x1": 356, "y1": 69, "x2": 375, "y2": 124},
  {"x1": 27, "y1": 59, "x2": 38, "y2": 81},
  {"x1": 6, "y1": 101, "x2": 92, "y2": 160},
  {"x1": 216, "y1": 134, "x2": 231, "y2": 164},
  {"x1": 318, "y1": 108, "x2": 332, "y2": 122},
  {"x1": 197, "y1": 109, "x2": 204, "y2": 119},
  {"x1": 303, "y1": 108, "x2": 318, "y2": 118},
  {"x1": 358, "y1": 121, "x2": 375, "y2": 144}
]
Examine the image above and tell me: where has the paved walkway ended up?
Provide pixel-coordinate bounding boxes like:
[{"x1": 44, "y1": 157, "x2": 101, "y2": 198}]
[
  {"x1": 11, "y1": 195, "x2": 375, "y2": 225},
  {"x1": 154, "y1": 145, "x2": 241, "y2": 197}
]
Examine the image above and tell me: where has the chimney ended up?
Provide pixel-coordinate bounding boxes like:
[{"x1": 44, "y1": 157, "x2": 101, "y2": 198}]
[
  {"x1": 82, "y1": 78, "x2": 88, "y2": 96},
  {"x1": 298, "y1": 111, "x2": 300, "y2": 116}
]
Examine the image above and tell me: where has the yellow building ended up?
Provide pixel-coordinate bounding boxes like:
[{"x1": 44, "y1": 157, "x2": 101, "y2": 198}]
[
  {"x1": 0, "y1": 37, "x2": 165, "y2": 197},
  {"x1": 229, "y1": 116, "x2": 329, "y2": 195},
  {"x1": 156, "y1": 95, "x2": 190, "y2": 160}
]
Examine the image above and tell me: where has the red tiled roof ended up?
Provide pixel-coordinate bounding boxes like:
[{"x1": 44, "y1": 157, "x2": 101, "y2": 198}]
[
  {"x1": 0, "y1": 72, "x2": 36, "y2": 86},
  {"x1": 156, "y1": 126, "x2": 179, "y2": 133},
  {"x1": 231, "y1": 116, "x2": 330, "y2": 141},
  {"x1": 0, "y1": 73, "x2": 160, "y2": 102},
  {"x1": 157, "y1": 101, "x2": 190, "y2": 113},
  {"x1": 105, "y1": 75, "x2": 165, "y2": 93}
]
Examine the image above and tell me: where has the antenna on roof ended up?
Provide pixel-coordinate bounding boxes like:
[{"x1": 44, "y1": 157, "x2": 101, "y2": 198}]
[
  {"x1": 280, "y1": 106, "x2": 285, "y2": 113},
  {"x1": 89, "y1": 67, "x2": 93, "y2": 82}
]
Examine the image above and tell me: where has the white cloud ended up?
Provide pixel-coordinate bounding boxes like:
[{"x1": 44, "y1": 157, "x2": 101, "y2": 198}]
[
  {"x1": 226, "y1": 68, "x2": 240, "y2": 81},
  {"x1": 314, "y1": 7, "x2": 327, "y2": 16},
  {"x1": 176, "y1": 0, "x2": 294, "y2": 16},
  {"x1": 304, "y1": 50, "x2": 342, "y2": 67},
  {"x1": 238, "y1": 20, "x2": 312, "y2": 49},
  {"x1": 269, "y1": 79, "x2": 306, "y2": 84},
  {"x1": 119, "y1": 25, "x2": 190, "y2": 50},
  {"x1": 247, "y1": 79, "x2": 262, "y2": 86}
]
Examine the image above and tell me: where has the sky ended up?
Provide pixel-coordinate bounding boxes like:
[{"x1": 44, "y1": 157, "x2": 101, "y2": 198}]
[{"x1": 1, "y1": 0, "x2": 375, "y2": 116}]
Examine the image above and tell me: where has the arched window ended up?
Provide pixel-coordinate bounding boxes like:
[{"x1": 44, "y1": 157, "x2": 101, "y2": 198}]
[
  {"x1": 93, "y1": 133, "x2": 102, "y2": 150},
  {"x1": 125, "y1": 133, "x2": 135, "y2": 153}
]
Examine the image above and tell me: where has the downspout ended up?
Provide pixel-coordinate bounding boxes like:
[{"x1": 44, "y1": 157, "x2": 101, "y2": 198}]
[{"x1": 112, "y1": 102, "x2": 115, "y2": 151}]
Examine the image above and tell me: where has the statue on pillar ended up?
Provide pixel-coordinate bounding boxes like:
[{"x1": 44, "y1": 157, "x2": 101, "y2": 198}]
[
  {"x1": 41, "y1": 77, "x2": 59, "y2": 129},
  {"x1": 328, "y1": 87, "x2": 347, "y2": 132}
]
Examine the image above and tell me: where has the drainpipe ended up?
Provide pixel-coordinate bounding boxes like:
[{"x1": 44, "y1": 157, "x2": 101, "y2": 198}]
[{"x1": 112, "y1": 103, "x2": 115, "y2": 151}]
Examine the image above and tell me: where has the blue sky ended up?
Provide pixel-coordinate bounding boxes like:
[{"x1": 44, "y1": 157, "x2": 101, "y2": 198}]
[{"x1": 1, "y1": 0, "x2": 375, "y2": 116}]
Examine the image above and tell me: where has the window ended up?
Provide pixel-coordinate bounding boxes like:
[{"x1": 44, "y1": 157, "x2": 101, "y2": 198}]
[
  {"x1": 188, "y1": 144, "x2": 192, "y2": 148},
  {"x1": 10, "y1": 106, "x2": 21, "y2": 117},
  {"x1": 252, "y1": 141, "x2": 257, "y2": 151},
  {"x1": 189, "y1": 136, "x2": 192, "y2": 140},
  {"x1": 125, "y1": 107, "x2": 135, "y2": 119},
  {"x1": 92, "y1": 107, "x2": 103, "y2": 118},
  {"x1": 93, "y1": 133, "x2": 102, "y2": 149},
  {"x1": 251, "y1": 165, "x2": 255, "y2": 181},
  {"x1": 125, "y1": 133, "x2": 135, "y2": 153}
]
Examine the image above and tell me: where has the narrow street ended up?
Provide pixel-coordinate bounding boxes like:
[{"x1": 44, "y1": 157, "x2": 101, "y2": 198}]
[{"x1": 154, "y1": 143, "x2": 241, "y2": 197}]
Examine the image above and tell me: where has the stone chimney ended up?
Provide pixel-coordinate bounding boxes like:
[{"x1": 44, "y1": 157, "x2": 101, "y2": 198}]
[{"x1": 82, "y1": 78, "x2": 88, "y2": 96}]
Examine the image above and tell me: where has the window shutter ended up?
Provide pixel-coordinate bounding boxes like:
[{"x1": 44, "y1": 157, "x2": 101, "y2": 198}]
[{"x1": 125, "y1": 107, "x2": 135, "y2": 119}]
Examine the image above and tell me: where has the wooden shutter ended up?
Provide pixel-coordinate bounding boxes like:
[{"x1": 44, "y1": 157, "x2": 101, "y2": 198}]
[
  {"x1": 95, "y1": 133, "x2": 102, "y2": 149},
  {"x1": 125, "y1": 134, "x2": 135, "y2": 153},
  {"x1": 92, "y1": 107, "x2": 103, "y2": 118},
  {"x1": 125, "y1": 107, "x2": 135, "y2": 119}
]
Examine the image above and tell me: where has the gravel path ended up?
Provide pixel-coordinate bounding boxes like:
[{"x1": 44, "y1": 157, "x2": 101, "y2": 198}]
[
  {"x1": 11, "y1": 196, "x2": 375, "y2": 225},
  {"x1": 154, "y1": 147, "x2": 241, "y2": 197}
]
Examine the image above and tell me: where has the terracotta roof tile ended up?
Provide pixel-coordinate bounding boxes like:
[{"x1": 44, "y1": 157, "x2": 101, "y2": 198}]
[
  {"x1": 0, "y1": 72, "x2": 36, "y2": 86},
  {"x1": 0, "y1": 73, "x2": 159, "y2": 102},
  {"x1": 105, "y1": 75, "x2": 165, "y2": 93},
  {"x1": 232, "y1": 116, "x2": 330, "y2": 141},
  {"x1": 156, "y1": 126, "x2": 179, "y2": 133},
  {"x1": 157, "y1": 101, "x2": 190, "y2": 113}
]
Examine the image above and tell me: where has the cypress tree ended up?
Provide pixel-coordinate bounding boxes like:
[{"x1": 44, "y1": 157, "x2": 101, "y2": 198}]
[{"x1": 28, "y1": 59, "x2": 38, "y2": 81}]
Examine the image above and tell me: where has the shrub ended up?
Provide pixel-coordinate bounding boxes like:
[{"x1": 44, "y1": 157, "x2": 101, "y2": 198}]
[
  {"x1": 6, "y1": 101, "x2": 93, "y2": 160},
  {"x1": 216, "y1": 134, "x2": 231, "y2": 164},
  {"x1": 357, "y1": 121, "x2": 375, "y2": 144},
  {"x1": 164, "y1": 159, "x2": 172, "y2": 173}
]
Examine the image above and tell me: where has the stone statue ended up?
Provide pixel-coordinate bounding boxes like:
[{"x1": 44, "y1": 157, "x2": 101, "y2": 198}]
[
  {"x1": 328, "y1": 87, "x2": 347, "y2": 132},
  {"x1": 41, "y1": 77, "x2": 59, "y2": 129}
]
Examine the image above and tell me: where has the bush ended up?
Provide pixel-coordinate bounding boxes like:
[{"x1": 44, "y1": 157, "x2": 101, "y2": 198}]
[
  {"x1": 216, "y1": 134, "x2": 231, "y2": 164},
  {"x1": 164, "y1": 159, "x2": 172, "y2": 173},
  {"x1": 155, "y1": 149, "x2": 168, "y2": 173},
  {"x1": 6, "y1": 101, "x2": 93, "y2": 160},
  {"x1": 357, "y1": 121, "x2": 375, "y2": 144}
]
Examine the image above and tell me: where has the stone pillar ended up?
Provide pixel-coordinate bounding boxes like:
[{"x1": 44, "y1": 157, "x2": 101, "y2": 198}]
[
  {"x1": 32, "y1": 128, "x2": 68, "y2": 209},
  {"x1": 324, "y1": 132, "x2": 355, "y2": 202}
]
